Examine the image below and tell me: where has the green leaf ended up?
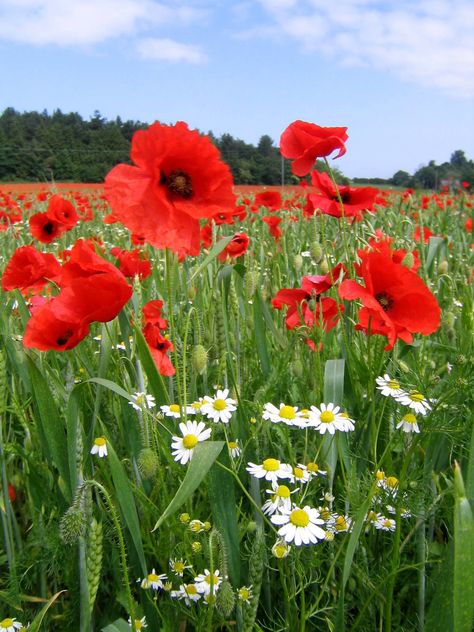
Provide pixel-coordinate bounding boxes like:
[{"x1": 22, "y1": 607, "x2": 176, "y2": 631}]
[
  {"x1": 101, "y1": 619, "x2": 132, "y2": 632},
  {"x1": 188, "y1": 236, "x2": 233, "y2": 284},
  {"x1": 152, "y1": 441, "x2": 224, "y2": 531},
  {"x1": 323, "y1": 358, "x2": 345, "y2": 403},
  {"x1": 253, "y1": 290, "x2": 270, "y2": 377},
  {"x1": 107, "y1": 444, "x2": 147, "y2": 575},
  {"x1": 27, "y1": 356, "x2": 70, "y2": 500},
  {"x1": 453, "y1": 463, "x2": 474, "y2": 632},
  {"x1": 425, "y1": 236, "x2": 444, "y2": 270},
  {"x1": 28, "y1": 590, "x2": 66, "y2": 632}
]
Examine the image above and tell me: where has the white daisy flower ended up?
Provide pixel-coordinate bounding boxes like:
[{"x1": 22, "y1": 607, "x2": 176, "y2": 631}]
[
  {"x1": 289, "y1": 464, "x2": 311, "y2": 485},
  {"x1": 271, "y1": 505, "x2": 326, "y2": 546},
  {"x1": 339, "y1": 412, "x2": 356, "y2": 432},
  {"x1": 169, "y1": 558, "x2": 192, "y2": 577},
  {"x1": 262, "y1": 482, "x2": 295, "y2": 516},
  {"x1": 237, "y1": 585, "x2": 253, "y2": 604},
  {"x1": 90, "y1": 437, "x2": 107, "y2": 458},
  {"x1": 308, "y1": 403, "x2": 347, "y2": 435},
  {"x1": 395, "y1": 390, "x2": 432, "y2": 415},
  {"x1": 171, "y1": 421, "x2": 212, "y2": 465},
  {"x1": 387, "y1": 505, "x2": 412, "y2": 518},
  {"x1": 375, "y1": 374, "x2": 406, "y2": 397},
  {"x1": 170, "y1": 583, "x2": 201, "y2": 605},
  {"x1": 271, "y1": 538, "x2": 291, "y2": 558},
  {"x1": 227, "y1": 440, "x2": 241, "y2": 458},
  {"x1": 128, "y1": 615, "x2": 147, "y2": 630},
  {"x1": 262, "y1": 402, "x2": 305, "y2": 427},
  {"x1": 333, "y1": 514, "x2": 352, "y2": 533},
  {"x1": 129, "y1": 392, "x2": 156, "y2": 411},
  {"x1": 194, "y1": 569, "x2": 222, "y2": 594},
  {"x1": 160, "y1": 403, "x2": 195, "y2": 418},
  {"x1": 0, "y1": 618, "x2": 23, "y2": 632},
  {"x1": 374, "y1": 516, "x2": 396, "y2": 532},
  {"x1": 200, "y1": 389, "x2": 237, "y2": 424},
  {"x1": 246, "y1": 458, "x2": 293, "y2": 483},
  {"x1": 139, "y1": 569, "x2": 167, "y2": 590},
  {"x1": 366, "y1": 510, "x2": 382, "y2": 526},
  {"x1": 396, "y1": 412, "x2": 420, "y2": 433},
  {"x1": 306, "y1": 462, "x2": 327, "y2": 478}
]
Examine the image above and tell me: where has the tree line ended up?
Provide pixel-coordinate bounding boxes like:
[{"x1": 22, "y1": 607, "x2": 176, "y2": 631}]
[{"x1": 0, "y1": 108, "x2": 472, "y2": 188}]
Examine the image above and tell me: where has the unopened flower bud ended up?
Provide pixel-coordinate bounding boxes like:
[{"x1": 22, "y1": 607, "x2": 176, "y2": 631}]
[
  {"x1": 319, "y1": 259, "x2": 329, "y2": 275},
  {"x1": 187, "y1": 284, "x2": 197, "y2": 300},
  {"x1": 291, "y1": 359, "x2": 303, "y2": 378},
  {"x1": 137, "y1": 447, "x2": 159, "y2": 479},
  {"x1": 216, "y1": 580, "x2": 235, "y2": 617},
  {"x1": 443, "y1": 312, "x2": 456, "y2": 329},
  {"x1": 437, "y1": 260, "x2": 449, "y2": 275},
  {"x1": 245, "y1": 270, "x2": 259, "y2": 299},
  {"x1": 293, "y1": 254, "x2": 303, "y2": 271},
  {"x1": 192, "y1": 345, "x2": 208, "y2": 375},
  {"x1": 60, "y1": 506, "x2": 86, "y2": 545},
  {"x1": 310, "y1": 242, "x2": 323, "y2": 263}
]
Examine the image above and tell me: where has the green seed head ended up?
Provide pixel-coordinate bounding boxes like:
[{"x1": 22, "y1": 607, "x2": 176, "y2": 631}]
[
  {"x1": 310, "y1": 242, "x2": 323, "y2": 263},
  {"x1": 192, "y1": 344, "x2": 208, "y2": 374},
  {"x1": 137, "y1": 448, "x2": 159, "y2": 479},
  {"x1": 216, "y1": 579, "x2": 235, "y2": 617}
]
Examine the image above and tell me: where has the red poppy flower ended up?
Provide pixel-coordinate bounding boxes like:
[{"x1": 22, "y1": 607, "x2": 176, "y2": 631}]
[
  {"x1": 2, "y1": 245, "x2": 61, "y2": 294},
  {"x1": 338, "y1": 251, "x2": 441, "y2": 350},
  {"x1": 308, "y1": 171, "x2": 379, "y2": 220},
  {"x1": 358, "y1": 232, "x2": 420, "y2": 273},
  {"x1": 280, "y1": 120, "x2": 348, "y2": 177},
  {"x1": 465, "y1": 217, "x2": 472, "y2": 232},
  {"x1": 254, "y1": 191, "x2": 282, "y2": 212},
  {"x1": 200, "y1": 221, "x2": 213, "y2": 248},
  {"x1": 262, "y1": 216, "x2": 283, "y2": 240},
  {"x1": 23, "y1": 300, "x2": 90, "y2": 351},
  {"x1": 142, "y1": 300, "x2": 168, "y2": 329},
  {"x1": 111, "y1": 248, "x2": 152, "y2": 280},
  {"x1": 29, "y1": 212, "x2": 66, "y2": 243},
  {"x1": 218, "y1": 232, "x2": 250, "y2": 262},
  {"x1": 46, "y1": 194, "x2": 78, "y2": 230},
  {"x1": 413, "y1": 225, "x2": 434, "y2": 244},
  {"x1": 104, "y1": 121, "x2": 236, "y2": 257},
  {"x1": 142, "y1": 323, "x2": 175, "y2": 376}
]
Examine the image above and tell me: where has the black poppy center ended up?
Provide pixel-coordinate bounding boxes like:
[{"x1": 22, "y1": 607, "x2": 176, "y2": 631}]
[
  {"x1": 375, "y1": 292, "x2": 394, "y2": 312},
  {"x1": 43, "y1": 222, "x2": 54, "y2": 235},
  {"x1": 57, "y1": 330, "x2": 73, "y2": 346},
  {"x1": 162, "y1": 169, "x2": 193, "y2": 199}
]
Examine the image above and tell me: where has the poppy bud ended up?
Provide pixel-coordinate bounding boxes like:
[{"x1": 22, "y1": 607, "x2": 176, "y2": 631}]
[
  {"x1": 398, "y1": 360, "x2": 410, "y2": 373},
  {"x1": 8, "y1": 483, "x2": 16, "y2": 503},
  {"x1": 293, "y1": 254, "x2": 303, "y2": 271},
  {"x1": 187, "y1": 284, "x2": 197, "y2": 300},
  {"x1": 310, "y1": 242, "x2": 323, "y2": 263},
  {"x1": 437, "y1": 260, "x2": 449, "y2": 275},
  {"x1": 443, "y1": 312, "x2": 456, "y2": 329},
  {"x1": 137, "y1": 448, "x2": 159, "y2": 479},
  {"x1": 192, "y1": 344, "x2": 208, "y2": 374},
  {"x1": 60, "y1": 505, "x2": 86, "y2": 544},
  {"x1": 245, "y1": 270, "x2": 259, "y2": 299},
  {"x1": 319, "y1": 259, "x2": 329, "y2": 275},
  {"x1": 216, "y1": 580, "x2": 235, "y2": 617},
  {"x1": 291, "y1": 358, "x2": 303, "y2": 378}
]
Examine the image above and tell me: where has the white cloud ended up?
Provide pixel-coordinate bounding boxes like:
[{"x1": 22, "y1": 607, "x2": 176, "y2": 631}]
[
  {"x1": 255, "y1": 0, "x2": 474, "y2": 98},
  {"x1": 137, "y1": 37, "x2": 207, "y2": 63},
  {"x1": 0, "y1": 0, "x2": 204, "y2": 46}
]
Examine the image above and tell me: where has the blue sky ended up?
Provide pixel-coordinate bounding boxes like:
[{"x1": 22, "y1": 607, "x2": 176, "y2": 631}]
[{"x1": 1, "y1": 0, "x2": 473, "y2": 178}]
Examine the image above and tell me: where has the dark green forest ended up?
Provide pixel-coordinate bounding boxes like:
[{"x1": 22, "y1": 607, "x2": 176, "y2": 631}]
[{"x1": 0, "y1": 108, "x2": 473, "y2": 188}]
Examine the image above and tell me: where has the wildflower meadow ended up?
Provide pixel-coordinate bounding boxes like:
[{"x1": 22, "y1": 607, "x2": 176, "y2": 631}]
[{"x1": 0, "y1": 120, "x2": 473, "y2": 631}]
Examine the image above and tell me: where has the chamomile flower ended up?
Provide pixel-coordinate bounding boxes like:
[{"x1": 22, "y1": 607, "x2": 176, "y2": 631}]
[
  {"x1": 139, "y1": 569, "x2": 167, "y2": 590},
  {"x1": 306, "y1": 462, "x2": 327, "y2": 477},
  {"x1": 200, "y1": 389, "x2": 236, "y2": 424},
  {"x1": 169, "y1": 558, "x2": 192, "y2": 577},
  {"x1": 128, "y1": 616, "x2": 147, "y2": 630},
  {"x1": 129, "y1": 392, "x2": 156, "y2": 411},
  {"x1": 374, "y1": 516, "x2": 396, "y2": 532},
  {"x1": 170, "y1": 584, "x2": 201, "y2": 605},
  {"x1": 262, "y1": 402, "x2": 305, "y2": 427},
  {"x1": 194, "y1": 569, "x2": 222, "y2": 594},
  {"x1": 309, "y1": 403, "x2": 347, "y2": 435},
  {"x1": 0, "y1": 619, "x2": 23, "y2": 632},
  {"x1": 227, "y1": 440, "x2": 241, "y2": 458},
  {"x1": 160, "y1": 403, "x2": 195, "y2": 418},
  {"x1": 366, "y1": 510, "x2": 382, "y2": 526},
  {"x1": 396, "y1": 413, "x2": 420, "y2": 433},
  {"x1": 375, "y1": 374, "x2": 406, "y2": 397},
  {"x1": 271, "y1": 505, "x2": 326, "y2": 545},
  {"x1": 246, "y1": 458, "x2": 292, "y2": 483},
  {"x1": 271, "y1": 539, "x2": 291, "y2": 558},
  {"x1": 171, "y1": 421, "x2": 212, "y2": 465},
  {"x1": 188, "y1": 519, "x2": 206, "y2": 533},
  {"x1": 262, "y1": 482, "x2": 295, "y2": 516},
  {"x1": 333, "y1": 514, "x2": 352, "y2": 533},
  {"x1": 395, "y1": 390, "x2": 432, "y2": 415},
  {"x1": 387, "y1": 505, "x2": 411, "y2": 518},
  {"x1": 237, "y1": 585, "x2": 253, "y2": 604},
  {"x1": 90, "y1": 437, "x2": 107, "y2": 458},
  {"x1": 339, "y1": 411, "x2": 355, "y2": 432},
  {"x1": 289, "y1": 464, "x2": 311, "y2": 485}
]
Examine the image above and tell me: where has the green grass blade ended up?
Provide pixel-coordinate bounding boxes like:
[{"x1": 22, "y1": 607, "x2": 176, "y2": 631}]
[
  {"x1": 253, "y1": 290, "x2": 270, "y2": 377},
  {"x1": 152, "y1": 441, "x2": 224, "y2": 532},
  {"x1": 28, "y1": 590, "x2": 67, "y2": 632},
  {"x1": 322, "y1": 359, "x2": 345, "y2": 484},
  {"x1": 425, "y1": 236, "x2": 444, "y2": 271},
  {"x1": 453, "y1": 463, "x2": 474, "y2": 632},
  {"x1": 188, "y1": 235, "x2": 233, "y2": 284}
]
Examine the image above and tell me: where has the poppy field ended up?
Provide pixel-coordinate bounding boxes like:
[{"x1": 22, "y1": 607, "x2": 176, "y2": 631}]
[{"x1": 0, "y1": 120, "x2": 473, "y2": 632}]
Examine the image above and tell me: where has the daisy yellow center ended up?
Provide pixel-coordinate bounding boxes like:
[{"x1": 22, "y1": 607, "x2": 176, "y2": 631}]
[
  {"x1": 134, "y1": 621, "x2": 144, "y2": 631},
  {"x1": 403, "y1": 413, "x2": 417, "y2": 424},
  {"x1": 307, "y1": 462, "x2": 319, "y2": 473},
  {"x1": 277, "y1": 485, "x2": 291, "y2": 498},
  {"x1": 185, "y1": 584, "x2": 198, "y2": 595},
  {"x1": 409, "y1": 391, "x2": 425, "y2": 402},
  {"x1": 279, "y1": 405, "x2": 296, "y2": 420},
  {"x1": 192, "y1": 401, "x2": 202, "y2": 409},
  {"x1": 376, "y1": 470, "x2": 385, "y2": 480},
  {"x1": 0, "y1": 620, "x2": 14, "y2": 628},
  {"x1": 383, "y1": 519, "x2": 393, "y2": 528},
  {"x1": 135, "y1": 394, "x2": 145, "y2": 404},
  {"x1": 213, "y1": 399, "x2": 227, "y2": 411},
  {"x1": 321, "y1": 508, "x2": 332, "y2": 521},
  {"x1": 368, "y1": 511, "x2": 378, "y2": 521},
  {"x1": 274, "y1": 544, "x2": 287, "y2": 558},
  {"x1": 170, "y1": 404, "x2": 180, "y2": 413},
  {"x1": 293, "y1": 467, "x2": 304, "y2": 479},
  {"x1": 263, "y1": 458, "x2": 280, "y2": 471},
  {"x1": 385, "y1": 476, "x2": 399, "y2": 488},
  {"x1": 183, "y1": 434, "x2": 198, "y2": 449},
  {"x1": 320, "y1": 411, "x2": 335, "y2": 423},
  {"x1": 148, "y1": 573, "x2": 158, "y2": 582},
  {"x1": 388, "y1": 379, "x2": 400, "y2": 389},
  {"x1": 228, "y1": 441, "x2": 238, "y2": 449},
  {"x1": 205, "y1": 573, "x2": 218, "y2": 584},
  {"x1": 94, "y1": 437, "x2": 106, "y2": 447},
  {"x1": 290, "y1": 508, "x2": 310, "y2": 527},
  {"x1": 335, "y1": 516, "x2": 348, "y2": 531},
  {"x1": 239, "y1": 587, "x2": 251, "y2": 600},
  {"x1": 174, "y1": 561, "x2": 186, "y2": 573}
]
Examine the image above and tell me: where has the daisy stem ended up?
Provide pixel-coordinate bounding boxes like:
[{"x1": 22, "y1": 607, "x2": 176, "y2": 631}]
[{"x1": 278, "y1": 559, "x2": 294, "y2": 628}]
